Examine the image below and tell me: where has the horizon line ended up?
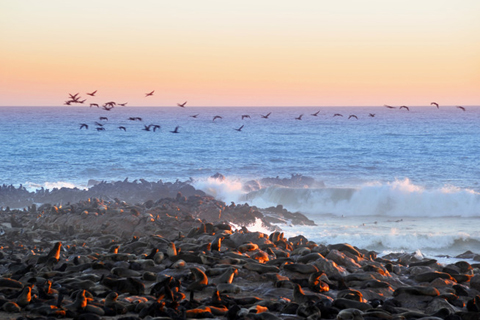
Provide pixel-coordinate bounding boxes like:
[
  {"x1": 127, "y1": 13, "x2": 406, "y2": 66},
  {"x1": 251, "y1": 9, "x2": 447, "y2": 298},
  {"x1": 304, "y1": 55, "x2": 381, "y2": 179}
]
[{"x1": 1, "y1": 105, "x2": 478, "y2": 108}]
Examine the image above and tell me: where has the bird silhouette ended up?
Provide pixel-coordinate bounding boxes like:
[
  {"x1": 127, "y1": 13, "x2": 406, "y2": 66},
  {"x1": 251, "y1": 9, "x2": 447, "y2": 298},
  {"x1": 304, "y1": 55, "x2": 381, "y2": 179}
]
[
  {"x1": 399, "y1": 106, "x2": 410, "y2": 111},
  {"x1": 369, "y1": 113, "x2": 375, "y2": 117},
  {"x1": 384, "y1": 105, "x2": 396, "y2": 109},
  {"x1": 348, "y1": 115, "x2": 358, "y2": 119},
  {"x1": 118, "y1": 126, "x2": 127, "y2": 131},
  {"x1": 261, "y1": 112, "x2": 272, "y2": 119},
  {"x1": 94, "y1": 122, "x2": 104, "y2": 126},
  {"x1": 118, "y1": 103, "x2": 127, "y2": 106},
  {"x1": 177, "y1": 101, "x2": 187, "y2": 108},
  {"x1": 89, "y1": 103, "x2": 99, "y2": 108},
  {"x1": 241, "y1": 115, "x2": 251, "y2": 120},
  {"x1": 86, "y1": 90, "x2": 97, "y2": 96},
  {"x1": 145, "y1": 90, "x2": 155, "y2": 97},
  {"x1": 234, "y1": 125, "x2": 244, "y2": 132},
  {"x1": 79, "y1": 123, "x2": 88, "y2": 130},
  {"x1": 170, "y1": 126, "x2": 180, "y2": 133},
  {"x1": 213, "y1": 116, "x2": 222, "y2": 121},
  {"x1": 96, "y1": 127, "x2": 105, "y2": 131},
  {"x1": 190, "y1": 114, "x2": 199, "y2": 118},
  {"x1": 99, "y1": 117, "x2": 108, "y2": 121},
  {"x1": 152, "y1": 125, "x2": 161, "y2": 132},
  {"x1": 333, "y1": 113, "x2": 343, "y2": 117},
  {"x1": 456, "y1": 106, "x2": 465, "y2": 111},
  {"x1": 431, "y1": 102, "x2": 439, "y2": 108},
  {"x1": 311, "y1": 111, "x2": 320, "y2": 116},
  {"x1": 69, "y1": 93, "x2": 79, "y2": 100},
  {"x1": 295, "y1": 114, "x2": 303, "y2": 120}
]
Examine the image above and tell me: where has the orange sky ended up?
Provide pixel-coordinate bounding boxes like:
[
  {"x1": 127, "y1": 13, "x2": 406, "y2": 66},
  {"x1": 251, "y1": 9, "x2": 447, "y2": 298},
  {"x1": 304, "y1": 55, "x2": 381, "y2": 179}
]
[{"x1": 1, "y1": 1, "x2": 479, "y2": 107}]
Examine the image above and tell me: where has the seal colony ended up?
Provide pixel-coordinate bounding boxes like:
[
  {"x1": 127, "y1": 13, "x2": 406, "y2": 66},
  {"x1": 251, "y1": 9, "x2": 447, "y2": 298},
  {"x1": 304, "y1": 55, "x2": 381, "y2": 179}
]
[{"x1": 1, "y1": 180, "x2": 480, "y2": 320}]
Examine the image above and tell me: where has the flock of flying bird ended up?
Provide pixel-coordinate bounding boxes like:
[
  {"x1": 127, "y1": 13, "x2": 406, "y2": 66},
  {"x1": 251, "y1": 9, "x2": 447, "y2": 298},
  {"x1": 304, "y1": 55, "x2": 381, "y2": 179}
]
[{"x1": 66, "y1": 90, "x2": 468, "y2": 133}]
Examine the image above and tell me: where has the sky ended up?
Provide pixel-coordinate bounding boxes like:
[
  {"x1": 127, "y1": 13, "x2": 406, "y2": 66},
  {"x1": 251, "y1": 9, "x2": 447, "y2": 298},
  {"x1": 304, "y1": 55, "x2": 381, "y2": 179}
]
[{"x1": 1, "y1": 1, "x2": 479, "y2": 107}]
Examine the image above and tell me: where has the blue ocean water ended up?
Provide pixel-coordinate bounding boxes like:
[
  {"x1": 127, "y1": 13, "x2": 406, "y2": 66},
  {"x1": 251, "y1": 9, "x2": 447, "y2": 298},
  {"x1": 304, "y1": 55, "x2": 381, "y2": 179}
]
[{"x1": 1, "y1": 106, "x2": 479, "y2": 258}]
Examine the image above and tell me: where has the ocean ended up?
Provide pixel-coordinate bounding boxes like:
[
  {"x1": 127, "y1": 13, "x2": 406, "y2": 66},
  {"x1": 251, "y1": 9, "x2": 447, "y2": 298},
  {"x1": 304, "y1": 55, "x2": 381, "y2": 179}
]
[{"x1": 1, "y1": 105, "x2": 479, "y2": 260}]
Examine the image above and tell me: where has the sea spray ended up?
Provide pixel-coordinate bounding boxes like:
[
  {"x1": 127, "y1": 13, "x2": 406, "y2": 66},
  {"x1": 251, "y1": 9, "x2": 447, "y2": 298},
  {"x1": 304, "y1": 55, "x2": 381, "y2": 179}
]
[
  {"x1": 279, "y1": 217, "x2": 480, "y2": 258},
  {"x1": 192, "y1": 175, "x2": 245, "y2": 203},
  {"x1": 24, "y1": 181, "x2": 87, "y2": 192},
  {"x1": 244, "y1": 178, "x2": 480, "y2": 217}
]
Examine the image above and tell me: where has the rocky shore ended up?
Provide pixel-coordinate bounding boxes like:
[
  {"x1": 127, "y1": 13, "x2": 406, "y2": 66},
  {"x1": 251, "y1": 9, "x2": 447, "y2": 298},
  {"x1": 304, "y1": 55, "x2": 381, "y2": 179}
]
[
  {"x1": 1, "y1": 184, "x2": 480, "y2": 320},
  {"x1": 0, "y1": 174, "x2": 322, "y2": 209}
]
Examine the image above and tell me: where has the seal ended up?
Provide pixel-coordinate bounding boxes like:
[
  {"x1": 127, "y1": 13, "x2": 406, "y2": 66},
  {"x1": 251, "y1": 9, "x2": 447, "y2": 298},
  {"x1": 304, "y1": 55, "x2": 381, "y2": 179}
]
[
  {"x1": 308, "y1": 271, "x2": 330, "y2": 293},
  {"x1": 333, "y1": 298, "x2": 373, "y2": 311},
  {"x1": 37, "y1": 241, "x2": 62, "y2": 264},
  {"x1": 337, "y1": 308, "x2": 364, "y2": 320},
  {"x1": 296, "y1": 300, "x2": 321, "y2": 319},
  {"x1": 15, "y1": 285, "x2": 32, "y2": 307},
  {"x1": 187, "y1": 267, "x2": 209, "y2": 292},
  {"x1": 284, "y1": 263, "x2": 318, "y2": 274},
  {"x1": 2, "y1": 301, "x2": 21, "y2": 313},
  {"x1": 216, "y1": 283, "x2": 241, "y2": 294},
  {"x1": 167, "y1": 242, "x2": 177, "y2": 257},
  {"x1": 244, "y1": 262, "x2": 280, "y2": 274},
  {"x1": 293, "y1": 284, "x2": 321, "y2": 304},
  {"x1": 214, "y1": 267, "x2": 237, "y2": 284}
]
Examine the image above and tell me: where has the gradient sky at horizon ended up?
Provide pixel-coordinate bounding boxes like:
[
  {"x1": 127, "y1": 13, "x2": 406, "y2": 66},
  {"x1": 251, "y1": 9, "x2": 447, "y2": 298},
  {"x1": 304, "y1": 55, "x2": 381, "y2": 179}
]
[{"x1": 1, "y1": 1, "x2": 479, "y2": 107}]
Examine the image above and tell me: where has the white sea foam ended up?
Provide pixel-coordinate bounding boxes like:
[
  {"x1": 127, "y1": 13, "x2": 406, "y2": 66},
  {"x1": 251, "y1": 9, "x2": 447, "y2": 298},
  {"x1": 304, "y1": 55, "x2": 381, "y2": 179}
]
[
  {"x1": 230, "y1": 217, "x2": 273, "y2": 234},
  {"x1": 23, "y1": 181, "x2": 87, "y2": 192},
  {"x1": 278, "y1": 220, "x2": 480, "y2": 257},
  {"x1": 192, "y1": 176, "x2": 246, "y2": 203},
  {"x1": 243, "y1": 178, "x2": 480, "y2": 218},
  {"x1": 190, "y1": 175, "x2": 480, "y2": 256}
]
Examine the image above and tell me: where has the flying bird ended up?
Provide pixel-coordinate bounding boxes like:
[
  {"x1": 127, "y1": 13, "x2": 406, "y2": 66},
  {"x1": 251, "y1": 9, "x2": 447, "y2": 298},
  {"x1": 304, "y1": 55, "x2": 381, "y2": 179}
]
[
  {"x1": 234, "y1": 125, "x2": 244, "y2": 132},
  {"x1": 261, "y1": 112, "x2": 272, "y2": 119},
  {"x1": 118, "y1": 126, "x2": 127, "y2": 131},
  {"x1": 431, "y1": 102, "x2": 439, "y2": 108},
  {"x1": 86, "y1": 90, "x2": 97, "y2": 96},
  {"x1": 348, "y1": 115, "x2": 358, "y2": 119},
  {"x1": 152, "y1": 124, "x2": 161, "y2": 132},
  {"x1": 118, "y1": 103, "x2": 127, "y2": 106},
  {"x1": 90, "y1": 103, "x2": 99, "y2": 108},
  {"x1": 99, "y1": 117, "x2": 108, "y2": 121},
  {"x1": 333, "y1": 113, "x2": 343, "y2": 117},
  {"x1": 145, "y1": 90, "x2": 155, "y2": 97},
  {"x1": 295, "y1": 114, "x2": 303, "y2": 120},
  {"x1": 399, "y1": 106, "x2": 410, "y2": 111},
  {"x1": 79, "y1": 123, "x2": 88, "y2": 130},
  {"x1": 456, "y1": 106, "x2": 465, "y2": 111},
  {"x1": 190, "y1": 114, "x2": 199, "y2": 118},
  {"x1": 177, "y1": 101, "x2": 187, "y2": 108},
  {"x1": 241, "y1": 115, "x2": 251, "y2": 120},
  {"x1": 170, "y1": 126, "x2": 180, "y2": 133},
  {"x1": 94, "y1": 122, "x2": 104, "y2": 126},
  {"x1": 311, "y1": 111, "x2": 320, "y2": 116},
  {"x1": 96, "y1": 127, "x2": 105, "y2": 131},
  {"x1": 369, "y1": 113, "x2": 375, "y2": 117},
  {"x1": 384, "y1": 105, "x2": 396, "y2": 109},
  {"x1": 213, "y1": 115, "x2": 222, "y2": 121}
]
